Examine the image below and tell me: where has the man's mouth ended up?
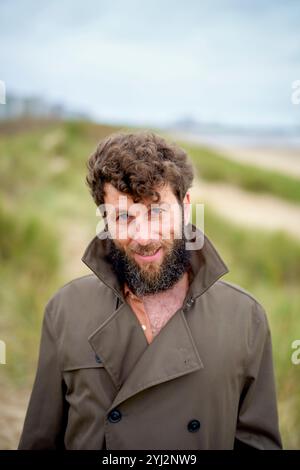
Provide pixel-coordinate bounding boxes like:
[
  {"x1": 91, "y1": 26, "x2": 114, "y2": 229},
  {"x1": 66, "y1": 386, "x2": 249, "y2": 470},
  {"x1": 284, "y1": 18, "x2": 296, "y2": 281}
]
[{"x1": 133, "y1": 247, "x2": 163, "y2": 262}]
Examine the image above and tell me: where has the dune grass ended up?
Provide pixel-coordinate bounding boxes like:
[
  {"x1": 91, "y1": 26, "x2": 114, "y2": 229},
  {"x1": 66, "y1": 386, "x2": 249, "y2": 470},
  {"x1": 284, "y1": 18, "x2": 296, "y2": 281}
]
[{"x1": 0, "y1": 202, "x2": 60, "y2": 384}]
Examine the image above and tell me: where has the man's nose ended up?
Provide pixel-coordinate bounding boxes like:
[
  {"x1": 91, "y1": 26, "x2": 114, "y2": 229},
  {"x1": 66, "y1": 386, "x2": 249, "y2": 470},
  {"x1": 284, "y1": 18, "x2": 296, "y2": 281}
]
[{"x1": 129, "y1": 217, "x2": 158, "y2": 244}]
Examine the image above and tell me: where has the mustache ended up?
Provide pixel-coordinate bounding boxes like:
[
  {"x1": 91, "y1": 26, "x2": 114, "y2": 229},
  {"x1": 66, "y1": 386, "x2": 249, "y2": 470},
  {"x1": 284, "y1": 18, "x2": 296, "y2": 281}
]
[{"x1": 129, "y1": 243, "x2": 164, "y2": 257}]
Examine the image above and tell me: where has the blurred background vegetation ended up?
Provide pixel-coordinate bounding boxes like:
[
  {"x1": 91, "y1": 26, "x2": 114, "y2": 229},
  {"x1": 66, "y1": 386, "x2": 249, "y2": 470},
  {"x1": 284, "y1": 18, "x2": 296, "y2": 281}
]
[{"x1": 0, "y1": 118, "x2": 300, "y2": 449}]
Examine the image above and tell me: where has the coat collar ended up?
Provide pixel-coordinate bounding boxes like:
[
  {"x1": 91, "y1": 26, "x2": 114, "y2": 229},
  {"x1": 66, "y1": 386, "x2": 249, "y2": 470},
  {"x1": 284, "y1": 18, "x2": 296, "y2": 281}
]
[{"x1": 81, "y1": 223, "x2": 229, "y2": 409}]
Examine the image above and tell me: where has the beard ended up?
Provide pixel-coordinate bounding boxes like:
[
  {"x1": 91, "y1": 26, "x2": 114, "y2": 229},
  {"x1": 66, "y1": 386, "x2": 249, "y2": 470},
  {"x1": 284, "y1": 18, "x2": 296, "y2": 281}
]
[{"x1": 107, "y1": 225, "x2": 191, "y2": 297}]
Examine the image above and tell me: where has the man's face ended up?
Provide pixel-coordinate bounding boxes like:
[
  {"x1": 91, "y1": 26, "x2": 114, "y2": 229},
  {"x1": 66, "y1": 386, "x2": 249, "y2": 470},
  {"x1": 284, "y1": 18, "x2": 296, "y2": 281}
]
[{"x1": 102, "y1": 182, "x2": 191, "y2": 296}]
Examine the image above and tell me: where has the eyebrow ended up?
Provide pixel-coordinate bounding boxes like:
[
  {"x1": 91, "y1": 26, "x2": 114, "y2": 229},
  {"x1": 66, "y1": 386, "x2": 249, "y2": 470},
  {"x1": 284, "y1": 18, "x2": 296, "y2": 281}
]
[{"x1": 115, "y1": 202, "x2": 167, "y2": 214}]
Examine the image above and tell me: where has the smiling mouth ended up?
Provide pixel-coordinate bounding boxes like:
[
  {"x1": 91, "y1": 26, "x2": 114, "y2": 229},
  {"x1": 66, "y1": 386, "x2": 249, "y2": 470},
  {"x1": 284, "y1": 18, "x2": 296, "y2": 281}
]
[{"x1": 133, "y1": 247, "x2": 163, "y2": 262}]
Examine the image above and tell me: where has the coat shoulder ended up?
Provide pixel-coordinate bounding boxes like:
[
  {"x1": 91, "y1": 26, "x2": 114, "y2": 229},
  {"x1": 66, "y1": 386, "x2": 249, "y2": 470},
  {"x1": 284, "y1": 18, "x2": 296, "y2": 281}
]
[
  {"x1": 41, "y1": 274, "x2": 118, "y2": 370},
  {"x1": 45, "y1": 273, "x2": 103, "y2": 306},
  {"x1": 215, "y1": 279, "x2": 263, "y2": 304},
  {"x1": 44, "y1": 273, "x2": 117, "y2": 327},
  {"x1": 212, "y1": 279, "x2": 269, "y2": 329}
]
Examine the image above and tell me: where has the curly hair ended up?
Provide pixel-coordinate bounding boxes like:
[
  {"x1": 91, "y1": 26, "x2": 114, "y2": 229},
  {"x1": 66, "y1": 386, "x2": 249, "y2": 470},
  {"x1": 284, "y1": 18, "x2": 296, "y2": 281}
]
[{"x1": 85, "y1": 130, "x2": 194, "y2": 207}]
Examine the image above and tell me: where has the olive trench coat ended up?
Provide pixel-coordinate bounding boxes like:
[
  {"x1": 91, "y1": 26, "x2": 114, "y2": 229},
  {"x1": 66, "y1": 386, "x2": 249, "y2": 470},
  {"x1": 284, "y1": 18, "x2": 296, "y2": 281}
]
[{"x1": 18, "y1": 223, "x2": 282, "y2": 450}]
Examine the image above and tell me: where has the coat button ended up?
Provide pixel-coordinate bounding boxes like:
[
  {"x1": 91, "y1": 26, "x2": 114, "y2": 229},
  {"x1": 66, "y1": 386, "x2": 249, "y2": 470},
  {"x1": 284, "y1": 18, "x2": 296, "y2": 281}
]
[
  {"x1": 95, "y1": 354, "x2": 102, "y2": 363},
  {"x1": 183, "y1": 297, "x2": 195, "y2": 312},
  {"x1": 187, "y1": 419, "x2": 201, "y2": 432},
  {"x1": 108, "y1": 409, "x2": 122, "y2": 423}
]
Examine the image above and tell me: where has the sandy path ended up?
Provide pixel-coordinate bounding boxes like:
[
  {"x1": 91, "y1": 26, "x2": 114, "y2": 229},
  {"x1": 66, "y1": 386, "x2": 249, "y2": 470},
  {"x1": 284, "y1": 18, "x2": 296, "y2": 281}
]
[
  {"x1": 58, "y1": 222, "x2": 93, "y2": 280},
  {"x1": 190, "y1": 178, "x2": 300, "y2": 241},
  {"x1": 218, "y1": 146, "x2": 300, "y2": 178}
]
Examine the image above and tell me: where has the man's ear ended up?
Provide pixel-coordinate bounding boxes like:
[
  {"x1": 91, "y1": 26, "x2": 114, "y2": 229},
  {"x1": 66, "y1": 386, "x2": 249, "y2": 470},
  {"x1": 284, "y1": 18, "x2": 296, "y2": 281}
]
[{"x1": 182, "y1": 191, "x2": 191, "y2": 225}]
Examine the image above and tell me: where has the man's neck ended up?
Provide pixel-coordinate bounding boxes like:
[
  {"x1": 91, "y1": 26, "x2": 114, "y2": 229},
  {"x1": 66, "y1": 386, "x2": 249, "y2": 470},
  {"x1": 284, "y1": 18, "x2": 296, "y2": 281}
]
[{"x1": 141, "y1": 269, "x2": 191, "y2": 338}]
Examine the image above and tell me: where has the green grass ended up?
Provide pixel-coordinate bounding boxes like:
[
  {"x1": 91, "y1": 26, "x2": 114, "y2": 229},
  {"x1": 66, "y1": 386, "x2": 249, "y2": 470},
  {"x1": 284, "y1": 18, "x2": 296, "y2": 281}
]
[{"x1": 0, "y1": 202, "x2": 60, "y2": 384}]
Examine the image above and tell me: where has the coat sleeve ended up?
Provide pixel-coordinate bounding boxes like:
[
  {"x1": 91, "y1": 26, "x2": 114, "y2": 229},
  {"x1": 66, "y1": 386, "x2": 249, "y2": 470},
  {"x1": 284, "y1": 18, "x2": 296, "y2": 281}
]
[
  {"x1": 18, "y1": 301, "x2": 67, "y2": 449},
  {"x1": 234, "y1": 301, "x2": 283, "y2": 450}
]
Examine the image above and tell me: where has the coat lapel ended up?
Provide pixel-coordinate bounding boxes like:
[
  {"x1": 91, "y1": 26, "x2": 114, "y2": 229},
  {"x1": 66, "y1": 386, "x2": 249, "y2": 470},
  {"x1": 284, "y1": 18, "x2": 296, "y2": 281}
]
[
  {"x1": 81, "y1": 223, "x2": 229, "y2": 403},
  {"x1": 88, "y1": 300, "x2": 148, "y2": 390},
  {"x1": 109, "y1": 306, "x2": 204, "y2": 410}
]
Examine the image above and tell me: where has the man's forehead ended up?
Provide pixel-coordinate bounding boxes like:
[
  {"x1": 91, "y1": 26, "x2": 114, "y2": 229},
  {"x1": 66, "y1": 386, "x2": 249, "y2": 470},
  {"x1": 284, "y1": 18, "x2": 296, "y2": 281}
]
[{"x1": 103, "y1": 182, "x2": 175, "y2": 207}]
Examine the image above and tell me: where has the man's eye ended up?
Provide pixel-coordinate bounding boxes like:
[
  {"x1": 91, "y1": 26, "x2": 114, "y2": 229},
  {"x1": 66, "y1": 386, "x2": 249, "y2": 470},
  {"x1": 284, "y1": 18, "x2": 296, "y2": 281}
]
[
  {"x1": 150, "y1": 207, "x2": 163, "y2": 216},
  {"x1": 117, "y1": 213, "x2": 129, "y2": 221}
]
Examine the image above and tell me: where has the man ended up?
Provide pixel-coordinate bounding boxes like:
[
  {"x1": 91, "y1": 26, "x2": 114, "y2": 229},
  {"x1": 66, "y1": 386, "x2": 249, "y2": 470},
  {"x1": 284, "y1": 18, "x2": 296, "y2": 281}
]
[{"x1": 18, "y1": 131, "x2": 282, "y2": 450}]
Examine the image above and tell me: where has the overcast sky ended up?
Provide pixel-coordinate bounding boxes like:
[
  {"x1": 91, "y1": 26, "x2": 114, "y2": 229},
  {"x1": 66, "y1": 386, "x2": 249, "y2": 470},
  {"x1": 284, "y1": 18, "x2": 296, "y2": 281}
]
[{"x1": 0, "y1": 0, "x2": 299, "y2": 127}]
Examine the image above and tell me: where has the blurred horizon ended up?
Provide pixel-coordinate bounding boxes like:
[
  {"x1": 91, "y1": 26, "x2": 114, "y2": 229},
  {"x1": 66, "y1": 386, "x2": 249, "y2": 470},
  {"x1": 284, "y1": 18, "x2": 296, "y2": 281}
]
[{"x1": 1, "y1": 91, "x2": 300, "y2": 149}]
